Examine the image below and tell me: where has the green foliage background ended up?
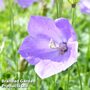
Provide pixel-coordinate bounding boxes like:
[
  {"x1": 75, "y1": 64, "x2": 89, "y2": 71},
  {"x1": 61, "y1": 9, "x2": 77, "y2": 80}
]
[{"x1": 0, "y1": 0, "x2": 90, "y2": 90}]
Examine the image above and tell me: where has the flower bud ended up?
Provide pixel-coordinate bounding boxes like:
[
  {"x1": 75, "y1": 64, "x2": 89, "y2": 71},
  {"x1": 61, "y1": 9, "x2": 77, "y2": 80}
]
[
  {"x1": 18, "y1": 56, "x2": 28, "y2": 72},
  {"x1": 68, "y1": 0, "x2": 79, "y2": 8}
]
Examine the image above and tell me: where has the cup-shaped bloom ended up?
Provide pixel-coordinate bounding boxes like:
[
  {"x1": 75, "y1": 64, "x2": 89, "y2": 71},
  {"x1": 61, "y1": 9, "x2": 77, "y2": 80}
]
[
  {"x1": 16, "y1": 0, "x2": 37, "y2": 8},
  {"x1": 79, "y1": 0, "x2": 90, "y2": 14},
  {"x1": 18, "y1": 16, "x2": 78, "y2": 79}
]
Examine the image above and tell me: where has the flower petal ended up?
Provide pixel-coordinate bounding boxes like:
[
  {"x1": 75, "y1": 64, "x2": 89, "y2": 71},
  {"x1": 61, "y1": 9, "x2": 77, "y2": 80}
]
[
  {"x1": 16, "y1": 0, "x2": 37, "y2": 8},
  {"x1": 55, "y1": 18, "x2": 76, "y2": 41},
  {"x1": 28, "y1": 16, "x2": 65, "y2": 43},
  {"x1": 35, "y1": 41, "x2": 78, "y2": 79},
  {"x1": 19, "y1": 36, "x2": 71, "y2": 64}
]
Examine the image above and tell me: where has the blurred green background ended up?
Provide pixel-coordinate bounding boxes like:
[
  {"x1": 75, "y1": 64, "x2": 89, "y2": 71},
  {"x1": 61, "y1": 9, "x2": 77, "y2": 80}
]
[{"x1": 0, "y1": 0, "x2": 90, "y2": 90}]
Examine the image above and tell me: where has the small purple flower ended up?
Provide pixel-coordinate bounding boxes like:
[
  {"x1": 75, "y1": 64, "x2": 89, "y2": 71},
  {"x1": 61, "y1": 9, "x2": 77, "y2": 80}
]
[
  {"x1": 79, "y1": 0, "x2": 90, "y2": 14},
  {"x1": 18, "y1": 16, "x2": 78, "y2": 79},
  {"x1": 16, "y1": 0, "x2": 37, "y2": 8}
]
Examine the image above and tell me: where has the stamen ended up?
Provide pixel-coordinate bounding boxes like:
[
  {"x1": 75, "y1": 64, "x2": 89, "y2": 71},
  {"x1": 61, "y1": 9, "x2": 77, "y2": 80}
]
[
  {"x1": 59, "y1": 42, "x2": 68, "y2": 55},
  {"x1": 49, "y1": 39, "x2": 68, "y2": 55},
  {"x1": 49, "y1": 39, "x2": 56, "y2": 49}
]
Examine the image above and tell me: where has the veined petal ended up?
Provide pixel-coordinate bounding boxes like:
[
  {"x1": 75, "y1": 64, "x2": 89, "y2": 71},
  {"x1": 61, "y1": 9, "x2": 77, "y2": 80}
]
[
  {"x1": 28, "y1": 16, "x2": 65, "y2": 43},
  {"x1": 18, "y1": 36, "x2": 71, "y2": 64},
  {"x1": 35, "y1": 41, "x2": 78, "y2": 79},
  {"x1": 16, "y1": 0, "x2": 37, "y2": 8},
  {"x1": 55, "y1": 18, "x2": 76, "y2": 41}
]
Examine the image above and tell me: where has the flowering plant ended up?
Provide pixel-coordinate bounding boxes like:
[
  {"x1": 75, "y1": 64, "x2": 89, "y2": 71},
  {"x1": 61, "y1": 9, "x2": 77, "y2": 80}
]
[{"x1": 19, "y1": 16, "x2": 78, "y2": 79}]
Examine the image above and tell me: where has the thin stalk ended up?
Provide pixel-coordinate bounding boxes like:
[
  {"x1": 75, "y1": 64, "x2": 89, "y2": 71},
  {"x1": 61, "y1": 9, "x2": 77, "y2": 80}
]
[
  {"x1": 67, "y1": 69, "x2": 70, "y2": 90},
  {"x1": 71, "y1": 3, "x2": 77, "y2": 26},
  {"x1": 40, "y1": 80, "x2": 45, "y2": 90},
  {"x1": 10, "y1": 0, "x2": 14, "y2": 37},
  {"x1": 56, "y1": 0, "x2": 63, "y2": 18},
  {"x1": 35, "y1": 74, "x2": 38, "y2": 90},
  {"x1": 54, "y1": 75, "x2": 56, "y2": 90},
  {"x1": 72, "y1": 7, "x2": 75, "y2": 26},
  {"x1": 72, "y1": 4, "x2": 82, "y2": 90},
  {"x1": 77, "y1": 63, "x2": 82, "y2": 90},
  {"x1": 59, "y1": 0, "x2": 63, "y2": 17}
]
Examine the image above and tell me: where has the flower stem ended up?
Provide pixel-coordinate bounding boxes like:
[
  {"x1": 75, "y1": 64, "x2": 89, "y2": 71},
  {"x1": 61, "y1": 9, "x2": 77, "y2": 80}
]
[
  {"x1": 72, "y1": 8, "x2": 75, "y2": 26},
  {"x1": 10, "y1": 0, "x2": 14, "y2": 37},
  {"x1": 77, "y1": 63, "x2": 82, "y2": 90},
  {"x1": 59, "y1": 0, "x2": 63, "y2": 17},
  {"x1": 71, "y1": 4, "x2": 76, "y2": 26},
  {"x1": 54, "y1": 75, "x2": 56, "y2": 89},
  {"x1": 35, "y1": 74, "x2": 38, "y2": 90},
  {"x1": 71, "y1": 3, "x2": 82, "y2": 90},
  {"x1": 56, "y1": 0, "x2": 63, "y2": 18},
  {"x1": 67, "y1": 69, "x2": 70, "y2": 90}
]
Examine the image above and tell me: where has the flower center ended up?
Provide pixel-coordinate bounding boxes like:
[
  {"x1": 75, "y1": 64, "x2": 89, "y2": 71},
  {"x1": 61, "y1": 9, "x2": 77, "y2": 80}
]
[
  {"x1": 58, "y1": 42, "x2": 68, "y2": 55},
  {"x1": 49, "y1": 39, "x2": 68, "y2": 55}
]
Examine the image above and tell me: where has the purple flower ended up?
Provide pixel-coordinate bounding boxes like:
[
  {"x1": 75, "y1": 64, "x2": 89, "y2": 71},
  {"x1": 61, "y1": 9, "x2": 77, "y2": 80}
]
[
  {"x1": 18, "y1": 16, "x2": 78, "y2": 79},
  {"x1": 79, "y1": 0, "x2": 90, "y2": 14},
  {"x1": 16, "y1": 0, "x2": 37, "y2": 8}
]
